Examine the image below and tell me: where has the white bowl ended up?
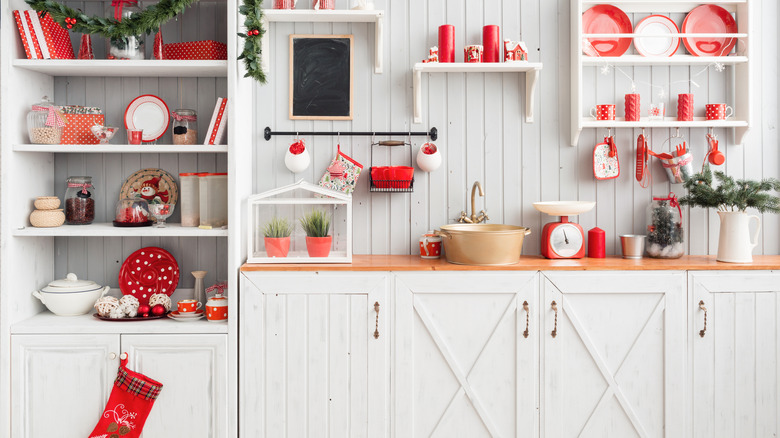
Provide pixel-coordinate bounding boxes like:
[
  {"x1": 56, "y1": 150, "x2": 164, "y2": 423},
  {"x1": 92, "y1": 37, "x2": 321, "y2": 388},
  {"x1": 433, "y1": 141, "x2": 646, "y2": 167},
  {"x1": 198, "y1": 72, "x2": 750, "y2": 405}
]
[
  {"x1": 533, "y1": 201, "x2": 596, "y2": 217},
  {"x1": 32, "y1": 273, "x2": 109, "y2": 316}
]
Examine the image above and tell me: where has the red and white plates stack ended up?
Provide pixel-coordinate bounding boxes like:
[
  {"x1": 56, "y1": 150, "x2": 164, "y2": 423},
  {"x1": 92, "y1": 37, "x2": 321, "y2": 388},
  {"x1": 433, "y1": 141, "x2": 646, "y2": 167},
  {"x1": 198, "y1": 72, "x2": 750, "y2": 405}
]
[{"x1": 168, "y1": 309, "x2": 205, "y2": 321}]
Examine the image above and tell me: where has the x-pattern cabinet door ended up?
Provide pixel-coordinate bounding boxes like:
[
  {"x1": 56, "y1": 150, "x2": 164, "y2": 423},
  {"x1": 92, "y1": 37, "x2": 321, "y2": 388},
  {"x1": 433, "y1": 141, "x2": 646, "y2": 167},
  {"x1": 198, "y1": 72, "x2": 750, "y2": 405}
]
[
  {"x1": 690, "y1": 271, "x2": 780, "y2": 438},
  {"x1": 542, "y1": 271, "x2": 685, "y2": 438},
  {"x1": 240, "y1": 272, "x2": 389, "y2": 438},
  {"x1": 394, "y1": 272, "x2": 539, "y2": 438}
]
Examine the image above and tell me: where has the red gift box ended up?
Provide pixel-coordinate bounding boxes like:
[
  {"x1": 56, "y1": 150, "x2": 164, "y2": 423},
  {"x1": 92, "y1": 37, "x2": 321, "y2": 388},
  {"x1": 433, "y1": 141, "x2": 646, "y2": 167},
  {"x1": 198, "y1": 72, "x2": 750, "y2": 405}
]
[
  {"x1": 13, "y1": 11, "x2": 37, "y2": 59},
  {"x1": 37, "y1": 12, "x2": 75, "y2": 59},
  {"x1": 62, "y1": 114, "x2": 104, "y2": 145},
  {"x1": 162, "y1": 41, "x2": 227, "y2": 60}
]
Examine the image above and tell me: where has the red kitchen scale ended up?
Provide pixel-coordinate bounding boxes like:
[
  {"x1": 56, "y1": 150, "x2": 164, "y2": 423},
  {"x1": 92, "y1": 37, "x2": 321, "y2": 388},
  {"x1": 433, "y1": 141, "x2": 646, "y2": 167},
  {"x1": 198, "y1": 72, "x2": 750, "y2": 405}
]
[{"x1": 533, "y1": 201, "x2": 596, "y2": 259}]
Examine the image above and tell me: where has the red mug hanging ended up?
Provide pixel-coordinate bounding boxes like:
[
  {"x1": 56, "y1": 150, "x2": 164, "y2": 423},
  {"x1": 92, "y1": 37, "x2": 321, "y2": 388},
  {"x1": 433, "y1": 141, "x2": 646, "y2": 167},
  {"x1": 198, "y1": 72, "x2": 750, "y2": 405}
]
[{"x1": 593, "y1": 133, "x2": 620, "y2": 180}]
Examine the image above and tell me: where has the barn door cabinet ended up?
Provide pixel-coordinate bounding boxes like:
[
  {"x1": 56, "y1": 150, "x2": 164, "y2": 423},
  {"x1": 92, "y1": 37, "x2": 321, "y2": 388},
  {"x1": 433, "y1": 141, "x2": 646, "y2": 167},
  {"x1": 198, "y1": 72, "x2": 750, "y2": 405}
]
[
  {"x1": 11, "y1": 333, "x2": 227, "y2": 438},
  {"x1": 239, "y1": 272, "x2": 390, "y2": 438},
  {"x1": 393, "y1": 272, "x2": 539, "y2": 438},
  {"x1": 689, "y1": 271, "x2": 780, "y2": 438}
]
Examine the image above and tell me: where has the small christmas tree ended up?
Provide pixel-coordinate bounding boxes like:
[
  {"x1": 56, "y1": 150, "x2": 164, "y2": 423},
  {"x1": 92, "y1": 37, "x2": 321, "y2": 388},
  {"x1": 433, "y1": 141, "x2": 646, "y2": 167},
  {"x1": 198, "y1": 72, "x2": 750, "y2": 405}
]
[
  {"x1": 679, "y1": 166, "x2": 780, "y2": 213},
  {"x1": 647, "y1": 198, "x2": 685, "y2": 258}
]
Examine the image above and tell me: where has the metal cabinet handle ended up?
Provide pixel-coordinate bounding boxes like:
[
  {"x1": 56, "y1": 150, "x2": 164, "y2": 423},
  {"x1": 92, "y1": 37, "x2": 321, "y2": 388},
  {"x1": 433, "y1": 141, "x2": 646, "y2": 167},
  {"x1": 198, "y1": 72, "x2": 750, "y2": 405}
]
[
  {"x1": 551, "y1": 301, "x2": 558, "y2": 338},
  {"x1": 373, "y1": 302, "x2": 380, "y2": 339},
  {"x1": 522, "y1": 301, "x2": 530, "y2": 338},
  {"x1": 699, "y1": 300, "x2": 708, "y2": 337}
]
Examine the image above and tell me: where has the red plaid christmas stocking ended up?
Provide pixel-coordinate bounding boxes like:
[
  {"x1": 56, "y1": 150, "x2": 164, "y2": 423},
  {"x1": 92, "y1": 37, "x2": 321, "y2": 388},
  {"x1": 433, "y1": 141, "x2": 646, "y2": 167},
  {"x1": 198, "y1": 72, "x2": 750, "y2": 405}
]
[{"x1": 89, "y1": 354, "x2": 163, "y2": 438}]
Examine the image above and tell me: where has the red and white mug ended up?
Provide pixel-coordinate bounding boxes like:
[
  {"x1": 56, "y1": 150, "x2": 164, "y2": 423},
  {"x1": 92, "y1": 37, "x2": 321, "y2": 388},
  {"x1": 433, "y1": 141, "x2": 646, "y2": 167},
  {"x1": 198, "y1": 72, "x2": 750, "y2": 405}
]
[
  {"x1": 590, "y1": 104, "x2": 616, "y2": 121},
  {"x1": 464, "y1": 45, "x2": 483, "y2": 63},
  {"x1": 177, "y1": 299, "x2": 202, "y2": 313},
  {"x1": 706, "y1": 103, "x2": 734, "y2": 120},
  {"x1": 419, "y1": 232, "x2": 442, "y2": 259}
]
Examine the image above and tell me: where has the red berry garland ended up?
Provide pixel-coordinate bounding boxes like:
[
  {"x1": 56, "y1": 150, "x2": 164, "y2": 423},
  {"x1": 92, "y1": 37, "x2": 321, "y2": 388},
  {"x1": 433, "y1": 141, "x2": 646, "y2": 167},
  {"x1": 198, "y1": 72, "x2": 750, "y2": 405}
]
[{"x1": 64, "y1": 17, "x2": 76, "y2": 29}]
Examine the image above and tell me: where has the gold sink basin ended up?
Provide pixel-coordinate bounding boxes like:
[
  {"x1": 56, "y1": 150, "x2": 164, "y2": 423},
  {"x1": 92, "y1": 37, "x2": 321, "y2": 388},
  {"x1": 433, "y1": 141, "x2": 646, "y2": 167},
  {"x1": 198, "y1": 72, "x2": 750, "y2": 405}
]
[{"x1": 436, "y1": 224, "x2": 531, "y2": 266}]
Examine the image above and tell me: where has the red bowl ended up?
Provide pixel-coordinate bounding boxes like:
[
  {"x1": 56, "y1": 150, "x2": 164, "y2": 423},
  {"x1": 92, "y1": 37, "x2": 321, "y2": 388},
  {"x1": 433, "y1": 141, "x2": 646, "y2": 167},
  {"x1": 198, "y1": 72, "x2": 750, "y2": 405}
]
[
  {"x1": 371, "y1": 166, "x2": 389, "y2": 188},
  {"x1": 390, "y1": 166, "x2": 414, "y2": 189}
]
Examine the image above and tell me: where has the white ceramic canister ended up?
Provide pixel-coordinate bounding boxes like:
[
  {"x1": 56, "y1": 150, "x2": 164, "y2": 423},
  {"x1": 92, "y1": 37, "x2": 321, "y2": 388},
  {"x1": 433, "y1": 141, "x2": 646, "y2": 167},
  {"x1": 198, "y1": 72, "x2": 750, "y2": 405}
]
[
  {"x1": 32, "y1": 273, "x2": 110, "y2": 316},
  {"x1": 206, "y1": 293, "x2": 228, "y2": 322}
]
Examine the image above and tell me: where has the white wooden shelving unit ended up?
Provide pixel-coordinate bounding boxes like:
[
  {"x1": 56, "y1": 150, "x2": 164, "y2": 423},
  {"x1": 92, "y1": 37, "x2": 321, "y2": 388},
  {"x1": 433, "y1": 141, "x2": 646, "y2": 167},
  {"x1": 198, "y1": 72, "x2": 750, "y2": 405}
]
[
  {"x1": 0, "y1": 0, "x2": 249, "y2": 436},
  {"x1": 261, "y1": 9, "x2": 384, "y2": 74},
  {"x1": 571, "y1": 0, "x2": 753, "y2": 146},
  {"x1": 413, "y1": 62, "x2": 544, "y2": 124}
]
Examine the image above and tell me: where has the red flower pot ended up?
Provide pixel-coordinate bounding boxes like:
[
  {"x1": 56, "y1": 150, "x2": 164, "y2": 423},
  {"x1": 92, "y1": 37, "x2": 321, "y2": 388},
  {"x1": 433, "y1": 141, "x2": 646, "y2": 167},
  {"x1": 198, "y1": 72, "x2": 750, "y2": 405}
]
[
  {"x1": 265, "y1": 237, "x2": 291, "y2": 258},
  {"x1": 306, "y1": 236, "x2": 332, "y2": 257}
]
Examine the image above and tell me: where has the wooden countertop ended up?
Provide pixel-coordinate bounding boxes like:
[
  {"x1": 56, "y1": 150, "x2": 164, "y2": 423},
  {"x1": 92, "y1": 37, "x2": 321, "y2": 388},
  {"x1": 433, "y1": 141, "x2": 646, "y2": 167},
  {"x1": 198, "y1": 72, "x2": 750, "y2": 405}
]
[{"x1": 241, "y1": 255, "x2": 780, "y2": 272}]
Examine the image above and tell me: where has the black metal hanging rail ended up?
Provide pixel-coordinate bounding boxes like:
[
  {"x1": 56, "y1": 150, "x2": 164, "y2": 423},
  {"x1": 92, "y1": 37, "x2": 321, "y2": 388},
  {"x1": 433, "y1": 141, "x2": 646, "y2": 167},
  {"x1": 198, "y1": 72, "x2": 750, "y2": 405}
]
[{"x1": 264, "y1": 127, "x2": 438, "y2": 142}]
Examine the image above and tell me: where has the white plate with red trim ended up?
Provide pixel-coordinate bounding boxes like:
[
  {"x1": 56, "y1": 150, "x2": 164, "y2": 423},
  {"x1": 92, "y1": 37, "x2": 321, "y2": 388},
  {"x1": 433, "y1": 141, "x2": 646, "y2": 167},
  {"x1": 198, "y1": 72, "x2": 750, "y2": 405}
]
[
  {"x1": 124, "y1": 95, "x2": 170, "y2": 142},
  {"x1": 634, "y1": 15, "x2": 680, "y2": 57}
]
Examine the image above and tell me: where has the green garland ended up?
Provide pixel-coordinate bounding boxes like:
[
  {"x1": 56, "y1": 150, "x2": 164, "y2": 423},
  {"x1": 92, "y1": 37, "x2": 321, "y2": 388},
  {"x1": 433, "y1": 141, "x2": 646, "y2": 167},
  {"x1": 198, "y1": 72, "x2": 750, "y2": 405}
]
[
  {"x1": 25, "y1": 0, "x2": 198, "y2": 39},
  {"x1": 237, "y1": 0, "x2": 266, "y2": 83}
]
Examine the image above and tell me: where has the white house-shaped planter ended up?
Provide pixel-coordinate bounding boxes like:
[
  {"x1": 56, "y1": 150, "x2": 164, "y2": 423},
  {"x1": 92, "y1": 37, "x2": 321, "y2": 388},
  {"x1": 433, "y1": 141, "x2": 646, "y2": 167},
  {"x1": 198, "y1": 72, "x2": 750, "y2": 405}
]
[{"x1": 246, "y1": 180, "x2": 352, "y2": 263}]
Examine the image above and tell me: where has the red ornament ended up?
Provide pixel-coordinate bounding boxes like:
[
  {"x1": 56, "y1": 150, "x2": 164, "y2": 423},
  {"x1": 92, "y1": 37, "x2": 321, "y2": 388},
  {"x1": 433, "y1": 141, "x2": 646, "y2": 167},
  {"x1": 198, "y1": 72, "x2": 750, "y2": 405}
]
[
  {"x1": 138, "y1": 304, "x2": 151, "y2": 317},
  {"x1": 151, "y1": 304, "x2": 165, "y2": 316}
]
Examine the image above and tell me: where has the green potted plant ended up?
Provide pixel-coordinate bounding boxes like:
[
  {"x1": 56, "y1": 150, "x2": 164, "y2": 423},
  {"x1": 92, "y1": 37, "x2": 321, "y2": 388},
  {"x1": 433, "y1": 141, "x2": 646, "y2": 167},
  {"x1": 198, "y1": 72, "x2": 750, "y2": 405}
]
[
  {"x1": 300, "y1": 209, "x2": 332, "y2": 257},
  {"x1": 263, "y1": 217, "x2": 294, "y2": 258},
  {"x1": 680, "y1": 167, "x2": 780, "y2": 263}
]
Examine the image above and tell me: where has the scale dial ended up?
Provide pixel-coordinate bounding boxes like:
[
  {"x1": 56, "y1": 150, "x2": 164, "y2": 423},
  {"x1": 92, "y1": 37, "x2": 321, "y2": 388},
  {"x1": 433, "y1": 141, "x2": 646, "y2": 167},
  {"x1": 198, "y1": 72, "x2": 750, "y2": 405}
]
[{"x1": 549, "y1": 223, "x2": 584, "y2": 258}]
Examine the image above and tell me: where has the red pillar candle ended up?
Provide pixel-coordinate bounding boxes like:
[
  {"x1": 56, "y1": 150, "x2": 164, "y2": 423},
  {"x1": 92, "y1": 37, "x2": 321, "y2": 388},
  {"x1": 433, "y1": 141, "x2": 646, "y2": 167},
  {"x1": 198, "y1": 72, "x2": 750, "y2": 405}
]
[
  {"x1": 482, "y1": 25, "x2": 500, "y2": 63},
  {"x1": 438, "y1": 25, "x2": 455, "y2": 63},
  {"x1": 625, "y1": 93, "x2": 640, "y2": 121},
  {"x1": 677, "y1": 93, "x2": 694, "y2": 121},
  {"x1": 588, "y1": 227, "x2": 606, "y2": 258}
]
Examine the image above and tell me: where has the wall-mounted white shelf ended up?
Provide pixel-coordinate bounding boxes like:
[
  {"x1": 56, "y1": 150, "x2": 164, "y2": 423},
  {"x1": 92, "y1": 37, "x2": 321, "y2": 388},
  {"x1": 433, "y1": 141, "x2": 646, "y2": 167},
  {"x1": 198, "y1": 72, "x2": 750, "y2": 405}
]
[
  {"x1": 14, "y1": 144, "x2": 229, "y2": 153},
  {"x1": 261, "y1": 9, "x2": 384, "y2": 74},
  {"x1": 12, "y1": 60, "x2": 228, "y2": 77},
  {"x1": 12, "y1": 312, "x2": 228, "y2": 335},
  {"x1": 413, "y1": 62, "x2": 543, "y2": 124},
  {"x1": 571, "y1": 0, "x2": 753, "y2": 146},
  {"x1": 13, "y1": 223, "x2": 228, "y2": 237}
]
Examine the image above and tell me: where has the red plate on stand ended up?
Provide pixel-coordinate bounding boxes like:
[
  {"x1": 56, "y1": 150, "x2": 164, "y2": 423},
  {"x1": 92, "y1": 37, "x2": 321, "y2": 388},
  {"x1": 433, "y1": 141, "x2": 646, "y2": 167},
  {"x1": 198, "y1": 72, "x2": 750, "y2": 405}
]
[
  {"x1": 124, "y1": 94, "x2": 170, "y2": 142},
  {"x1": 119, "y1": 247, "x2": 180, "y2": 306},
  {"x1": 582, "y1": 5, "x2": 632, "y2": 57},
  {"x1": 634, "y1": 15, "x2": 680, "y2": 57},
  {"x1": 682, "y1": 5, "x2": 737, "y2": 57}
]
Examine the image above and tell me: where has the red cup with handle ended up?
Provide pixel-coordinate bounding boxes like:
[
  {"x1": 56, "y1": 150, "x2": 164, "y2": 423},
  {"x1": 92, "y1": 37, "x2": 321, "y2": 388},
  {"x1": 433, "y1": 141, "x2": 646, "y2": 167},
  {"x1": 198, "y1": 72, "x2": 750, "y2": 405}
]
[
  {"x1": 177, "y1": 299, "x2": 202, "y2": 313},
  {"x1": 419, "y1": 232, "x2": 442, "y2": 259},
  {"x1": 706, "y1": 103, "x2": 733, "y2": 120},
  {"x1": 590, "y1": 104, "x2": 616, "y2": 121}
]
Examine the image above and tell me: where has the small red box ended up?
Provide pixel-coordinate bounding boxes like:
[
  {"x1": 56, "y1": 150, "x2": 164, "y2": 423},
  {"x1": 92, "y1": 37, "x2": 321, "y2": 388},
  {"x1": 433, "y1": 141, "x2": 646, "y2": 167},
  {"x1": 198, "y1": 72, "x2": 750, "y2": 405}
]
[
  {"x1": 162, "y1": 41, "x2": 227, "y2": 60},
  {"x1": 62, "y1": 114, "x2": 104, "y2": 145}
]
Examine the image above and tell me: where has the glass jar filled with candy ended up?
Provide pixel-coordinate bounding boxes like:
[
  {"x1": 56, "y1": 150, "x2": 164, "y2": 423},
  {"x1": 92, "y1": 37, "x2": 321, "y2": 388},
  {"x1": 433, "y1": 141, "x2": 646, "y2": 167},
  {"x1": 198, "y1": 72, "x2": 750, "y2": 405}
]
[
  {"x1": 172, "y1": 109, "x2": 198, "y2": 145},
  {"x1": 27, "y1": 96, "x2": 64, "y2": 144},
  {"x1": 646, "y1": 193, "x2": 684, "y2": 259},
  {"x1": 65, "y1": 176, "x2": 96, "y2": 225}
]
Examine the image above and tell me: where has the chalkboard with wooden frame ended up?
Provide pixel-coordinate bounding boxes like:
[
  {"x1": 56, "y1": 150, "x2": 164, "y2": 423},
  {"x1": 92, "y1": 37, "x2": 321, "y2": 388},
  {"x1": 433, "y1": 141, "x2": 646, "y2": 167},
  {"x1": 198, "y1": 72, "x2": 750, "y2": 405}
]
[{"x1": 289, "y1": 35, "x2": 354, "y2": 120}]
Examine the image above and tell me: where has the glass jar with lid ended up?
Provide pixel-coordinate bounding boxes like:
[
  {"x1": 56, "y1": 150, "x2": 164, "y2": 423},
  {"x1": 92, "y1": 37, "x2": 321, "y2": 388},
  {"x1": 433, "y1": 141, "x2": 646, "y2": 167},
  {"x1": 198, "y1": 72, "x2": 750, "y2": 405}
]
[
  {"x1": 646, "y1": 193, "x2": 684, "y2": 259},
  {"x1": 64, "y1": 176, "x2": 96, "y2": 225},
  {"x1": 172, "y1": 109, "x2": 198, "y2": 145},
  {"x1": 105, "y1": 2, "x2": 144, "y2": 59},
  {"x1": 27, "y1": 96, "x2": 64, "y2": 144}
]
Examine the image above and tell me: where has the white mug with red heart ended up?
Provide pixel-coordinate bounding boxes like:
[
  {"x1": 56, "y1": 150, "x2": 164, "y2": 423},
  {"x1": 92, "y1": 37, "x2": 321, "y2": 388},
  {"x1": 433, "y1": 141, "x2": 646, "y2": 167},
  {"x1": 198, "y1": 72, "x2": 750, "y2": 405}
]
[
  {"x1": 590, "y1": 104, "x2": 616, "y2": 121},
  {"x1": 706, "y1": 103, "x2": 733, "y2": 120}
]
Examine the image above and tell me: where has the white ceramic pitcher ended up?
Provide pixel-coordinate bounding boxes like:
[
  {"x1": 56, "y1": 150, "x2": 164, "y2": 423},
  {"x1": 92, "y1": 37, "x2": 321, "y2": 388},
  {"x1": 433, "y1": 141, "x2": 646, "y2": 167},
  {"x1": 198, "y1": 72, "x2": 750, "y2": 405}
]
[{"x1": 717, "y1": 211, "x2": 761, "y2": 263}]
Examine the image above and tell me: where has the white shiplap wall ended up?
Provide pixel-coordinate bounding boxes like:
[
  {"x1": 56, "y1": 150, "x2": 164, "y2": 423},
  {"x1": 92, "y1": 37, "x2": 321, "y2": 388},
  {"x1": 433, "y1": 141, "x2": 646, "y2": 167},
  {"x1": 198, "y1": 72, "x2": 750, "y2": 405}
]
[{"x1": 255, "y1": 0, "x2": 779, "y2": 256}]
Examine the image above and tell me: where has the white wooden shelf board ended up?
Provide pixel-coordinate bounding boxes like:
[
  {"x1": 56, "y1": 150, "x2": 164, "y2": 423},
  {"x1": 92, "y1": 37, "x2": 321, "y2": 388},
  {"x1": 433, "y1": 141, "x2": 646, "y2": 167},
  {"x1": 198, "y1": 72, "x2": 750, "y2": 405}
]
[
  {"x1": 261, "y1": 9, "x2": 384, "y2": 74},
  {"x1": 11, "y1": 312, "x2": 229, "y2": 335},
  {"x1": 581, "y1": 1, "x2": 743, "y2": 13},
  {"x1": 12, "y1": 60, "x2": 228, "y2": 77},
  {"x1": 13, "y1": 223, "x2": 228, "y2": 237},
  {"x1": 581, "y1": 118, "x2": 749, "y2": 129},
  {"x1": 582, "y1": 55, "x2": 748, "y2": 66},
  {"x1": 413, "y1": 62, "x2": 543, "y2": 123},
  {"x1": 14, "y1": 144, "x2": 229, "y2": 153},
  {"x1": 583, "y1": 33, "x2": 747, "y2": 38}
]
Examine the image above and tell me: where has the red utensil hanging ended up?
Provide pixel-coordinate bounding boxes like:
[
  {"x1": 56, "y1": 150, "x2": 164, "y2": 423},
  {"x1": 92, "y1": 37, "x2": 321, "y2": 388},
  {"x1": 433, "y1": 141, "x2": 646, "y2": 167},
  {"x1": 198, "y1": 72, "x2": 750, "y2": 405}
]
[{"x1": 636, "y1": 132, "x2": 651, "y2": 188}]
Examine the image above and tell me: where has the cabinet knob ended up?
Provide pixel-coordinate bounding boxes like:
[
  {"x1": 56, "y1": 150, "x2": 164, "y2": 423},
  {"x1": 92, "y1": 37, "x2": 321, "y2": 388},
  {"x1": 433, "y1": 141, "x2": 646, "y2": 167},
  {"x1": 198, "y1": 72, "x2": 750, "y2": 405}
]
[
  {"x1": 373, "y1": 302, "x2": 380, "y2": 339},
  {"x1": 109, "y1": 352, "x2": 117, "y2": 360}
]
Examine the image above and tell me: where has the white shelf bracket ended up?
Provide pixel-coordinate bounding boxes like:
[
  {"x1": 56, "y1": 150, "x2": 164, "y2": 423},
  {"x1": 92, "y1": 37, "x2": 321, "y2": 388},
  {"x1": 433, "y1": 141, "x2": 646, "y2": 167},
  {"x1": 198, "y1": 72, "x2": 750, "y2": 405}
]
[
  {"x1": 525, "y1": 68, "x2": 539, "y2": 123},
  {"x1": 413, "y1": 66, "x2": 422, "y2": 124},
  {"x1": 374, "y1": 12, "x2": 384, "y2": 74}
]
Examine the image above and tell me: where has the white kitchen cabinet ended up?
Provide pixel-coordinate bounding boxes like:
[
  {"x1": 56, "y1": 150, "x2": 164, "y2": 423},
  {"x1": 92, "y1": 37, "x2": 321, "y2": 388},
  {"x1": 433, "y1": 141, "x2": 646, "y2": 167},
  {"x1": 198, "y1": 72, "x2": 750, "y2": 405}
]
[
  {"x1": 240, "y1": 272, "x2": 389, "y2": 438},
  {"x1": 689, "y1": 271, "x2": 780, "y2": 438},
  {"x1": 541, "y1": 271, "x2": 685, "y2": 438},
  {"x1": 11, "y1": 333, "x2": 226, "y2": 438},
  {"x1": 394, "y1": 272, "x2": 539, "y2": 438},
  {"x1": 11, "y1": 335, "x2": 119, "y2": 438}
]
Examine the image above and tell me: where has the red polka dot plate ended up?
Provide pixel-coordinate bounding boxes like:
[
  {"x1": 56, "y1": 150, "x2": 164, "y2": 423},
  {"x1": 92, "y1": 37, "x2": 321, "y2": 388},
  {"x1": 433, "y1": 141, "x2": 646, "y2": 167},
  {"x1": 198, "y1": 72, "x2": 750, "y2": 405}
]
[{"x1": 119, "y1": 247, "x2": 180, "y2": 306}]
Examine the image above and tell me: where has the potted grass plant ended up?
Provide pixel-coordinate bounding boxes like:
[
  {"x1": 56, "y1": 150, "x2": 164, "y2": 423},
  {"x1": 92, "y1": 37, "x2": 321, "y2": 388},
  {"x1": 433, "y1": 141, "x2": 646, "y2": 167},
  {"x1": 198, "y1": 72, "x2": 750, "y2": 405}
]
[
  {"x1": 680, "y1": 167, "x2": 780, "y2": 263},
  {"x1": 300, "y1": 209, "x2": 332, "y2": 257},
  {"x1": 263, "y1": 216, "x2": 294, "y2": 258}
]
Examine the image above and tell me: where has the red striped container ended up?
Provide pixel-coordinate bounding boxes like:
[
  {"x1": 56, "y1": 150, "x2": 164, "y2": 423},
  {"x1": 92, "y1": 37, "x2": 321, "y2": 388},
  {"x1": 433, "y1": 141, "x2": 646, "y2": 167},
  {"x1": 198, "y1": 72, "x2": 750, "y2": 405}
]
[
  {"x1": 274, "y1": 0, "x2": 294, "y2": 8},
  {"x1": 677, "y1": 93, "x2": 694, "y2": 121},
  {"x1": 625, "y1": 93, "x2": 640, "y2": 121}
]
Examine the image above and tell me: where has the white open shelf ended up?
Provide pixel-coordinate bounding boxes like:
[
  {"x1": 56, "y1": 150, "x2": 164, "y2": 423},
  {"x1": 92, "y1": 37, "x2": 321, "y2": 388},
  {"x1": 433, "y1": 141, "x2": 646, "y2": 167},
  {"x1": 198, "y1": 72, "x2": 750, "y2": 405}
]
[
  {"x1": 582, "y1": 55, "x2": 748, "y2": 66},
  {"x1": 413, "y1": 62, "x2": 543, "y2": 123},
  {"x1": 582, "y1": 117, "x2": 749, "y2": 129},
  {"x1": 12, "y1": 60, "x2": 228, "y2": 77},
  {"x1": 11, "y1": 312, "x2": 228, "y2": 335},
  {"x1": 261, "y1": 9, "x2": 384, "y2": 74},
  {"x1": 14, "y1": 144, "x2": 229, "y2": 153},
  {"x1": 581, "y1": 1, "x2": 745, "y2": 13},
  {"x1": 13, "y1": 223, "x2": 228, "y2": 237}
]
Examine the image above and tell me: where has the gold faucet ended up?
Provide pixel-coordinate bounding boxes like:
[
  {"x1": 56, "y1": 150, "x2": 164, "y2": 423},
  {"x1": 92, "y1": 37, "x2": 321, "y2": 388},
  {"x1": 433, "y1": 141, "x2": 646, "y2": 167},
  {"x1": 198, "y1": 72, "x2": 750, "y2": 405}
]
[{"x1": 457, "y1": 181, "x2": 489, "y2": 223}]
